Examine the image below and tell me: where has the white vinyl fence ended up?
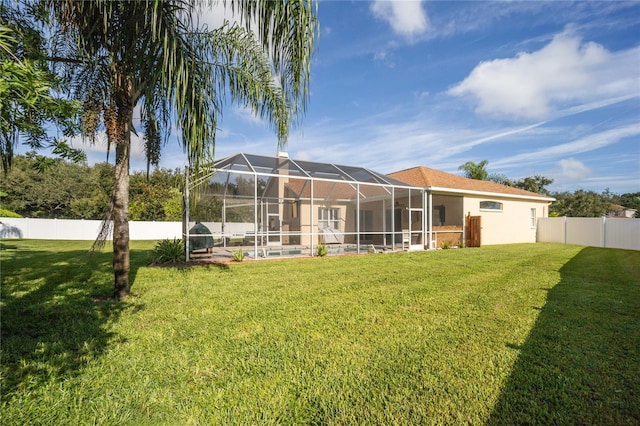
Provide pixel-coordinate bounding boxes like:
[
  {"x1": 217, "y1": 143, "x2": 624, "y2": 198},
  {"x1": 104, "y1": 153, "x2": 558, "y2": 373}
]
[
  {"x1": 537, "y1": 217, "x2": 640, "y2": 251},
  {"x1": 0, "y1": 217, "x2": 181, "y2": 241}
]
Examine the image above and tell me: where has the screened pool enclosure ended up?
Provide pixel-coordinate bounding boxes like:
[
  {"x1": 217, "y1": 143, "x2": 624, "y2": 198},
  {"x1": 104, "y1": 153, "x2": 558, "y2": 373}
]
[{"x1": 184, "y1": 153, "x2": 427, "y2": 259}]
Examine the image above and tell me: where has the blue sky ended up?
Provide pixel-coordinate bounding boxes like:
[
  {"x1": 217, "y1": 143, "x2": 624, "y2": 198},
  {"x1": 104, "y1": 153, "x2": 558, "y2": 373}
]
[{"x1": 79, "y1": 1, "x2": 640, "y2": 194}]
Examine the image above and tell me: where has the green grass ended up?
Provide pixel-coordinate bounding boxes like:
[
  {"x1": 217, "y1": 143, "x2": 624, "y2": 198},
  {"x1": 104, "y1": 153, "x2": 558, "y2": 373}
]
[{"x1": 1, "y1": 241, "x2": 639, "y2": 425}]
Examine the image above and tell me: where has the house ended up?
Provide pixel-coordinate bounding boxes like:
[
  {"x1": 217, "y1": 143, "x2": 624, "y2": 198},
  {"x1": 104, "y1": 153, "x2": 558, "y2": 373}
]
[
  {"x1": 185, "y1": 153, "x2": 555, "y2": 259},
  {"x1": 388, "y1": 166, "x2": 555, "y2": 247},
  {"x1": 607, "y1": 204, "x2": 637, "y2": 218}
]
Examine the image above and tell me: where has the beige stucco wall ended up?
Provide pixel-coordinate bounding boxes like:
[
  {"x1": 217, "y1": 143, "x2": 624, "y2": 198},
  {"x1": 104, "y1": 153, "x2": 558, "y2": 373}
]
[
  {"x1": 297, "y1": 198, "x2": 398, "y2": 246},
  {"x1": 297, "y1": 202, "x2": 352, "y2": 246},
  {"x1": 462, "y1": 195, "x2": 550, "y2": 245}
]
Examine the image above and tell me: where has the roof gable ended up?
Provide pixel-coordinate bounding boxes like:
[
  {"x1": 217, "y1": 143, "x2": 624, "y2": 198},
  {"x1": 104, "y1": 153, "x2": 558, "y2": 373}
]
[{"x1": 388, "y1": 166, "x2": 554, "y2": 200}]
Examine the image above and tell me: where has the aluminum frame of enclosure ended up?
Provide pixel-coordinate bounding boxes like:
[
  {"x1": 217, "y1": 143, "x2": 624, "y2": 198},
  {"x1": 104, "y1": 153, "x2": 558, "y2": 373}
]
[{"x1": 183, "y1": 153, "x2": 426, "y2": 260}]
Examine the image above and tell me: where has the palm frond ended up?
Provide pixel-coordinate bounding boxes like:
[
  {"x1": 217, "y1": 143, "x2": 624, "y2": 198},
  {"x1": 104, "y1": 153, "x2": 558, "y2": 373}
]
[{"x1": 226, "y1": 0, "x2": 318, "y2": 121}]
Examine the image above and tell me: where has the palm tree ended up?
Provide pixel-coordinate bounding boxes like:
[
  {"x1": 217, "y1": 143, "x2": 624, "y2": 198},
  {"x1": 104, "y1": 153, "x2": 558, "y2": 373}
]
[
  {"x1": 43, "y1": 0, "x2": 318, "y2": 299},
  {"x1": 458, "y1": 160, "x2": 489, "y2": 181}
]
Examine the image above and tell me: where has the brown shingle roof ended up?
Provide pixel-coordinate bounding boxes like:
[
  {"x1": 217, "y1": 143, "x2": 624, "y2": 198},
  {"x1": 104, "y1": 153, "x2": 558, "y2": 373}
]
[
  {"x1": 609, "y1": 203, "x2": 626, "y2": 211},
  {"x1": 388, "y1": 166, "x2": 554, "y2": 200}
]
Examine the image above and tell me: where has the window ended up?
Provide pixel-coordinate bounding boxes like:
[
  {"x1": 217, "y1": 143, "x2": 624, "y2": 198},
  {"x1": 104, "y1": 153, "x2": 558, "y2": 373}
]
[
  {"x1": 530, "y1": 208, "x2": 536, "y2": 227},
  {"x1": 480, "y1": 201, "x2": 503, "y2": 211},
  {"x1": 286, "y1": 200, "x2": 299, "y2": 219},
  {"x1": 319, "y1": 207, "x2": 340, "y2": 230}
]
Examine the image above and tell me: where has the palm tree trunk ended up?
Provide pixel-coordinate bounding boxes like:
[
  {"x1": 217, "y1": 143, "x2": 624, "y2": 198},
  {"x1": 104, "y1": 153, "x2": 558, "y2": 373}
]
[
  {"x1": 112, "y1": 136, "x2": 130, "y2": 299},
  {"x1": 106, "y1": 83, "x2": 134, "y2": 300}
]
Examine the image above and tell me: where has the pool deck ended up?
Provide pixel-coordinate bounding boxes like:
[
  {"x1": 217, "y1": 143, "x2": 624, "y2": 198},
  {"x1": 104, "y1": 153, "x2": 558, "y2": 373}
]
[{"x1": 188, "y1": 243, "x2": 401, "y2": 263}]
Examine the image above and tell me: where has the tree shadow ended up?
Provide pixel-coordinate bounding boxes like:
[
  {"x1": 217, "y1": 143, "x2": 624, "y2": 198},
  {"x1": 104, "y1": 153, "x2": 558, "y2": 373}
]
[
  {"x1": 487, "y1": 247, "x2": 640, "y2": 425},
  {"x1": 0, "y1": 223, "x2": 23, "y2": 238},
  {"x1": 0, "y1": 244, "x2": 148, "y2": 398}
]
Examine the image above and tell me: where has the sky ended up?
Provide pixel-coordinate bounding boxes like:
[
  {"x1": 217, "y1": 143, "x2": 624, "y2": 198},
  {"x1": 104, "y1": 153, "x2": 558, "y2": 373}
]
[{"x1": 74, "y1": 1, "x2": 640, "y2": 194}]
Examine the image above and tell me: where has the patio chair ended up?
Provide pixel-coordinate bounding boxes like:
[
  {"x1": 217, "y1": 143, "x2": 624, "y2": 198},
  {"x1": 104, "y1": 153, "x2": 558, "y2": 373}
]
[{"x1": 402, "y1": 229, "x2": 410, "y2": 251}]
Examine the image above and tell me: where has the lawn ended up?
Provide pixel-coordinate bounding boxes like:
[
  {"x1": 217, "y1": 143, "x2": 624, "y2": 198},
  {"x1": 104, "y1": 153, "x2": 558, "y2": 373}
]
[{"x1": 1, "y1": 240, "x2": 639, "y2": 425}]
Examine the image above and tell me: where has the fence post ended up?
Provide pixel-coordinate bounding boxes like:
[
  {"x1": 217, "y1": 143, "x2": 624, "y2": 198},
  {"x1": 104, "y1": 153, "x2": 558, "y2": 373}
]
[
  {"x1": 563, "y1": 216, "x2": 567, "y2": 245},
  {"x1": 602, "y1": 216, "x2": 606, "y2": 248}
]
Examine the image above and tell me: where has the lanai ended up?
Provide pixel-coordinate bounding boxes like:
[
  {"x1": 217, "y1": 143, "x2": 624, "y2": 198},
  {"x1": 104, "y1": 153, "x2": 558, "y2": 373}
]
[{"x1": 184, "y1": 153, "x2": 426, "y2": 260}]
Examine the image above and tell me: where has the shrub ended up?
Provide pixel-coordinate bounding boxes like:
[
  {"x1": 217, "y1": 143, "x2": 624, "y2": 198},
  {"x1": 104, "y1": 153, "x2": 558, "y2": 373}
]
[
  {"x1": 152, "y1": 238, "x2": 185, "y2": 264},
  {"x1": 316, "y1": 242, "x2": 328, "y2": 257},
  {"x1": 441, "y1": 240, "x2": 451, "y2": 250},
  {"x1": 232, "y1": 248, "x2": 245, "y2": 262},
  {"x1": 0, "y1": 208, "x2": 22, "y2": 218}
]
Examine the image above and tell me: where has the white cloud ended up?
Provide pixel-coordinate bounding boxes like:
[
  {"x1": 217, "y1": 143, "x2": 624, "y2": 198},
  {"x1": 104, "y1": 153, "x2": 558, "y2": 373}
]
[
  {"x1": 69, "y1": 130, "x2": 152, "y2": 168},
  {"x1": 373, "y1": 50, "x2": 387, "y2": 61},
  {"x1": 416, "y1": 91, "x2": 430, "y2": 101},
  {"x1": 448, "y1": 31, "x2": 640, "y2": 120},
  {"x1": 75, "y1": 133, "x2": 147, "y2": 160},
  {"x1": 233, "y1": 105, "x2": 266, "y2": 126},
  {"x1": 491, "y1": 123, "x2": 640, "y2": 170},
  {"x1": 283, "y1": 108, "x2": 545, "y2": 174},
  {"x1": 559, "y1": 157, "x2": 592, "y2": 180},
  {"x1": 196, "y1": 2, "x2": 238, "y2": 30},
  {"x1": 373, "y1": 48, "x2": 396, "y2": 68},
  {"x1": 281, "y1": 101, "x2": 640, "y2": 183},
  {"x1": 370, "y1": 1, "x2": 429, "y2": 41}
]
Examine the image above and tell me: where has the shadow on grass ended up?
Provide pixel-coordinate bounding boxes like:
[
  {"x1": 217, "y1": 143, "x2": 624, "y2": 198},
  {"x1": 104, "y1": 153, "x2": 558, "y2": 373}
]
[
  {"x1": 0, "y1": 243, "x2": 149, "y2": 398},
  {"x1": 487, "y1": 247, "x2": 640, "y2": 425}
]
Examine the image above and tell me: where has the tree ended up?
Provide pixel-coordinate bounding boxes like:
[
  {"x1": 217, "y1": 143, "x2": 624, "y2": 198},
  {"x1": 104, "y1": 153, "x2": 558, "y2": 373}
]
[
  {"x1": 162, "y1": 188, "x2": 184, "y2": 221},
  {"x1": 513, "y1": 175, "x2": 554, "y2": 195},
  {"x1": 42, "y1": 1, "x2": 317, "y2": 299},
  {"x1": 129, "y1": 168, "x2": 182, "y2": 221},
  {"x1": 0, "y1": 154, "x2": 184, "y2": 220},
  {"x1": 487, "y1": 173, "x2": 514, "y2": 186},
  {"x1": 0, "y1": 153, "x2": 96, "y2": 218},
  {"x1": 0, "y1": 6, "x2": 83, "y2": 173},
  {"x1": 550, "y1": 190, "x2": 610, "y2": 217},
  {"x1": 70, "y1": 162, "x2": 113, "y2": 219},
  {"x1": 458, "y1": 160, "x2": 489, "y2": 180},
  {"x1": 458, "y1": 158, "x2": 554, "y2": 196}
]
